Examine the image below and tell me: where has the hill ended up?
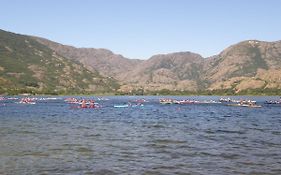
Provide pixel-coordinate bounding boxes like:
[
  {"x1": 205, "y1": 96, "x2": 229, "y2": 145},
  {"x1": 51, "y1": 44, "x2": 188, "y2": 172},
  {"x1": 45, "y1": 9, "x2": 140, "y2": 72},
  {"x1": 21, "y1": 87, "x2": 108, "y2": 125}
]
[
  {"x1": 0, "y1": 29, "x2": 119, "y2": 95},
  {"x1": 205, "y1": 40, "x2": 281, "y2": 94},
  {"x1": 118, "y1": 52, "x2": 204, "y2": 93},
  {"x1": 1, "y1": 28, "x2": 281, "y2": 95},
  {"x1": 116, "y1": 40, "x2": 281, "y2": 94},
  {"x1": 33, "y1": 37, "x2": 142, "y2": 80}
]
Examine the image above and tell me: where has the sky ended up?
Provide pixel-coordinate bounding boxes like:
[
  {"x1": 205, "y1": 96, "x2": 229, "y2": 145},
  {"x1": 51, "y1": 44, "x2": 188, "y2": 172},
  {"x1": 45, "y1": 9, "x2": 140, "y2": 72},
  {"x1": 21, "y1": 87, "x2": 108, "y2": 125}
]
[{"x1": 1, "y1": 0, "x2": 281, "y2": 59}]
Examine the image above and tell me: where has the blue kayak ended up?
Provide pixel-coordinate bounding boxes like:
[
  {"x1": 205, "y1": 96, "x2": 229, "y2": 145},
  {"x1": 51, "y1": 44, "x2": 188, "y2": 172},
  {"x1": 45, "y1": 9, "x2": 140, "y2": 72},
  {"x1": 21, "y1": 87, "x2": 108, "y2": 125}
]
[{"x1": 114, "y1": 104, "x2": 129, "y2": 108}]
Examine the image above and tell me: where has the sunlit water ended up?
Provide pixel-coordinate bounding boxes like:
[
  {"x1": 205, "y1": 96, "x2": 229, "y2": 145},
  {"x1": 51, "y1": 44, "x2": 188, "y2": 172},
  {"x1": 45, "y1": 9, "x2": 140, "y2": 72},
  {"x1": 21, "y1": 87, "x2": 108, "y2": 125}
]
[{"x1": 0, "y1": 96, "x2": 280, "y2": 175}]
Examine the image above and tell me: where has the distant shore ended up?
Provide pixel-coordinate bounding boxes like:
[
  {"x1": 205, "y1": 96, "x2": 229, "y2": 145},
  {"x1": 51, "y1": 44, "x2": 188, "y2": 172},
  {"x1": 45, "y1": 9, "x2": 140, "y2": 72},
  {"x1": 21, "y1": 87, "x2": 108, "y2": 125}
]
[{"x1": 1, "y1": 91, "x2": 281, "y2": 97}]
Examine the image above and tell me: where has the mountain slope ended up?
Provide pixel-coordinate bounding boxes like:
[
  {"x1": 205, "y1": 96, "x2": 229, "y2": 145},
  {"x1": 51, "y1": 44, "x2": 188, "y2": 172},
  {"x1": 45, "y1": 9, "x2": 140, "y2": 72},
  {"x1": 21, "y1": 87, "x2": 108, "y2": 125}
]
[
  {"x1": 205, "y1": 40, "x2": 281, "y2": 92},
  {"x1": 34, "y1": 37, "x2": 207, "y2": 92},
  {"x1": 0, "y1": 29, "x2": 119, "y2": 94},
  {"x1": 119, "y1": 52, "x2": 204, "y2": 92},
  {"x1": 34, "y1": 36, "x2": 281, "y2": 94},
  {"x1": 33, "y1": 37, "x2": 143, "y2": 80},
  {"x1": 1, "y1": 28, "x2": 281, "y2": 95},
  {"x1": 119, "y1": 39, "x2": 281, "y2": 93}
]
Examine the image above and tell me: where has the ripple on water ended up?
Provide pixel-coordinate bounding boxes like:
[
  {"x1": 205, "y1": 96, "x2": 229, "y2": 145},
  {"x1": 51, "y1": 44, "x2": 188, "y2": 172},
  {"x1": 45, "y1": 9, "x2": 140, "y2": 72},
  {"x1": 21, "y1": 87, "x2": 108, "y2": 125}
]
[{"x1": 1, "y1": 96, "x2": 281, "y2": 175}]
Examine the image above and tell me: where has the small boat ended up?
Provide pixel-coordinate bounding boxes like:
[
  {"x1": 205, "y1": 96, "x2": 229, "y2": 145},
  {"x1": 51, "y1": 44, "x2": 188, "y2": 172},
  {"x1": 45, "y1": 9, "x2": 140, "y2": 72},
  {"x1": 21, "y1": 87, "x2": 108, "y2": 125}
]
[
  {"x1": 114, "y1": 104, "x2": 129, "y2": 108},
  {"x1": 70, "y1": 105, "x2": 100, "y2": 109},
  {"x1": 227, "y1": 103, "x2": 262, "y2": 108},
  {"x1": 195, "y1": 100, "x2": 221, "y2": 104},
  {"x1": 133, "y1": 98, "x2": 148, "y2": 103},
  {"x1": 114, "y1": 103, "x2": 144, "y2": 108},
  {"x1": 16, "y1": 101, "x2": 36, "y2": 105},
  {"x1": 16, "y1": 98, "x2": 36, "y2": 104},
  {"x1": 173, "y1": 100, "x2": 196, "y2": 104},
  {"x1": 65, "y1": 97, "x2": 81, "y2": 103},
  {"x1": 264, "y1": 100, "x2": 281, "y2": 104},
  {"x1": 97, "y1": 97, "x2": 109, "y2": 101},
  {"x1": 7, "y1": 97, "x2": 19, "y2": 100},
  {"x1": 219, "y1": 97, "x2": 240, "y2": 103},
  {"x1": 159, "y1": 99, "x2": 174, "y2": 104}
]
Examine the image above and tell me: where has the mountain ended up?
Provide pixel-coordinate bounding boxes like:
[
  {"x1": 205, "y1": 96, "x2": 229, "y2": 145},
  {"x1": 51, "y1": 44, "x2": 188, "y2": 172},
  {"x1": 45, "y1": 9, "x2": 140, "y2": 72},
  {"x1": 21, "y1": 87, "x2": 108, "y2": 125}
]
[
  {"x1": 1, "y1": 28, "x2": 281, "y2": 95},
  {"x1": 118, "y1": 52, "x2": 204, "y2": 92},
  {"x1": 33, "y1": 37, "x2": 206, "y2": 92},
  {"x1": 205, "y1": 40, "x2": 281, "y2": 93},
  {"x1": 0, "y1": 29, "x2": 119, "y2": 94},
  {"x1": 117, "y1": 40, "x2": 281, "y2": 94},
  {"x1": 33, "y1": 37, "x2": 142, "y2": 80}
]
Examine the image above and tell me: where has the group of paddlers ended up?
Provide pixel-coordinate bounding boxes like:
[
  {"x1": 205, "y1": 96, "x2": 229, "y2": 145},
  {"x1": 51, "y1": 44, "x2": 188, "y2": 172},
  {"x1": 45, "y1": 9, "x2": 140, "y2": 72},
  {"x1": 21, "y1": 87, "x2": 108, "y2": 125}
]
[{"x1": 80, "y1": 99, "x2": 96, "y2": 108}]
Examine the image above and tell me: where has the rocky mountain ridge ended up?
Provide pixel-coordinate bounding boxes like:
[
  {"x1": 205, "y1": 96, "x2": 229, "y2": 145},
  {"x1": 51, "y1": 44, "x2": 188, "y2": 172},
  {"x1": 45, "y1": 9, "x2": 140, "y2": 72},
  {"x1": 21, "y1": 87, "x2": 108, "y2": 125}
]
[{"x1": 1, "y1": 29, "x2": 281, "y2": 94}]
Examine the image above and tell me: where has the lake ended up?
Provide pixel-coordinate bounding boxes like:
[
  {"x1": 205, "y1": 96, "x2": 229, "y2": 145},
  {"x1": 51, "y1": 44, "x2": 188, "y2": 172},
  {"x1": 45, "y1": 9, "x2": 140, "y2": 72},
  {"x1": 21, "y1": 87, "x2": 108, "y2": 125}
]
[{"x1": 0, "y1": 96, "x2": 280, "y2": 175}]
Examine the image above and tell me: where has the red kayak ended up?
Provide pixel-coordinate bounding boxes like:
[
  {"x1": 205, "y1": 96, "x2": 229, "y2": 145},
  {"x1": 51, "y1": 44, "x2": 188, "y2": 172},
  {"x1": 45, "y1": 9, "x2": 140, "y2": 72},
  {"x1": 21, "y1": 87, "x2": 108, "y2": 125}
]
[{"x1": 70, "y1": 105, "x2": 100, "y2": 109}]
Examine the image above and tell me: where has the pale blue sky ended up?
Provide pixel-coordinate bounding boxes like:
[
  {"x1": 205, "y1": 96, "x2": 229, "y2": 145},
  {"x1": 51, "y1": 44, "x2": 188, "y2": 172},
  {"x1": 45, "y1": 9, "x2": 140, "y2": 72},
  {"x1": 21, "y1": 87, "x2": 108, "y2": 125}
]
[{"x1": 1, "y1": 0, "x2": 280, "y2": 59}]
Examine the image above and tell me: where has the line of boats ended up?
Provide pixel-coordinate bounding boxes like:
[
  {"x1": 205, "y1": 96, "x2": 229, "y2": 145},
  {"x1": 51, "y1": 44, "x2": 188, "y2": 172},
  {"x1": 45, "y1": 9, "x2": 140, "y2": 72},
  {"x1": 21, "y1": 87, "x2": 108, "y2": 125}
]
[
  {"x1": 66, "y1": 98, "x2": 146, "y2": 108},
  {"x1": 159, "y1": 97, "x2": 281, "y2": 108},
  {"x1": 16, "y1": 97, "x2": 60, "y2": 104},
  {"x1": 159, "y1": 99, "x2": 221, "y2": 105},
  {"x1": 0, "y1": 96, "x2": 280, "y2": 109},
  {"x1": 221, "y1": 98, "x2": 261, "y2": 108}
]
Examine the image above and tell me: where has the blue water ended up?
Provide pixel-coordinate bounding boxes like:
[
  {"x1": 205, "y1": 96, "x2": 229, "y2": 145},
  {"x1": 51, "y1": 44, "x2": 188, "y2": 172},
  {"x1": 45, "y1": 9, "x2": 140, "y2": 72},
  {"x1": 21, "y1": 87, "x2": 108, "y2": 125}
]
[{"x1": 0, "y1": 96, "x2": 281, "y2": 175}]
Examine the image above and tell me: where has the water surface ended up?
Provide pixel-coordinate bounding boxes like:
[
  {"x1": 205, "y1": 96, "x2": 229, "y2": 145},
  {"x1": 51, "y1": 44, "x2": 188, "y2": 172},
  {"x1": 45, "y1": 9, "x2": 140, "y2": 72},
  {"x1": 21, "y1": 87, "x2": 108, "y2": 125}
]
[{"x1": 0, "y1": 96, "x2": 281, "y2": 174}]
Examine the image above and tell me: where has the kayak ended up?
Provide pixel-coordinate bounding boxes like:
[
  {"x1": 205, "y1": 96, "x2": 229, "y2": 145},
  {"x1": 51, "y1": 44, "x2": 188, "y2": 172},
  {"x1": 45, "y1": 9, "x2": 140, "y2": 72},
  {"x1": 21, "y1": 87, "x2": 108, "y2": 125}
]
[
  {"x1": 114, "y1": 104, "x2": 144, "y2": 108},
  {"x1": 114, "y1": 104, "x2": 129, "y2": 108},
  {"x1": 264, "y1": 101, "x2": 281, "y2": 104},
  {"x1": 16, "y1": 101, "x2": 36, "y2": 105},
  {"x1": 70, "y1": 106, "x2": 100, "y2": 109},
  {"x1": 227, "y1": 104, "x2": 262, "y2": 108}
]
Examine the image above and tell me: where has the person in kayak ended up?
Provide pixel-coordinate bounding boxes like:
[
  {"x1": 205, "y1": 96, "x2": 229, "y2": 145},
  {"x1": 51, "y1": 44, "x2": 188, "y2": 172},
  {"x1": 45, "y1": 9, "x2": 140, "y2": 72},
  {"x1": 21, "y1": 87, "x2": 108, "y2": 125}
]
[
  {"x1": 89, "y1": 100, "x2": 95, "y2": 108},
  {"x1": 81, "y1": 99, "x2": 87, "y2": 108}
]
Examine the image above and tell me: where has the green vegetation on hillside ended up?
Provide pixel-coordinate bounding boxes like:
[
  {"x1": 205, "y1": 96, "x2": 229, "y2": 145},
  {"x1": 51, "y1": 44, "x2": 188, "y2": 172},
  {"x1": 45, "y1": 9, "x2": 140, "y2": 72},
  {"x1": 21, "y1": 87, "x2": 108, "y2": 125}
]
[
  {"x1": 0, "y1": 29, "x2": 119, "y2": 95},
  {"x1": 1, "y1": 29, "x2": 281, "y2": 95},
  {"x1": 231, "y1": 44, "x2": 268, "y2": 77}
]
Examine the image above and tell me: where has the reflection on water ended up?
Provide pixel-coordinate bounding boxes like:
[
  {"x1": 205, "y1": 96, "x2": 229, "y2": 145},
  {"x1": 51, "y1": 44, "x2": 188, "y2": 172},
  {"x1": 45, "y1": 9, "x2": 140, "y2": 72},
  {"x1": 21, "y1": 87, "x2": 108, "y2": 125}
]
[{"x1": 0, "y1": 96, "x2": 281, "y2": 175}]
